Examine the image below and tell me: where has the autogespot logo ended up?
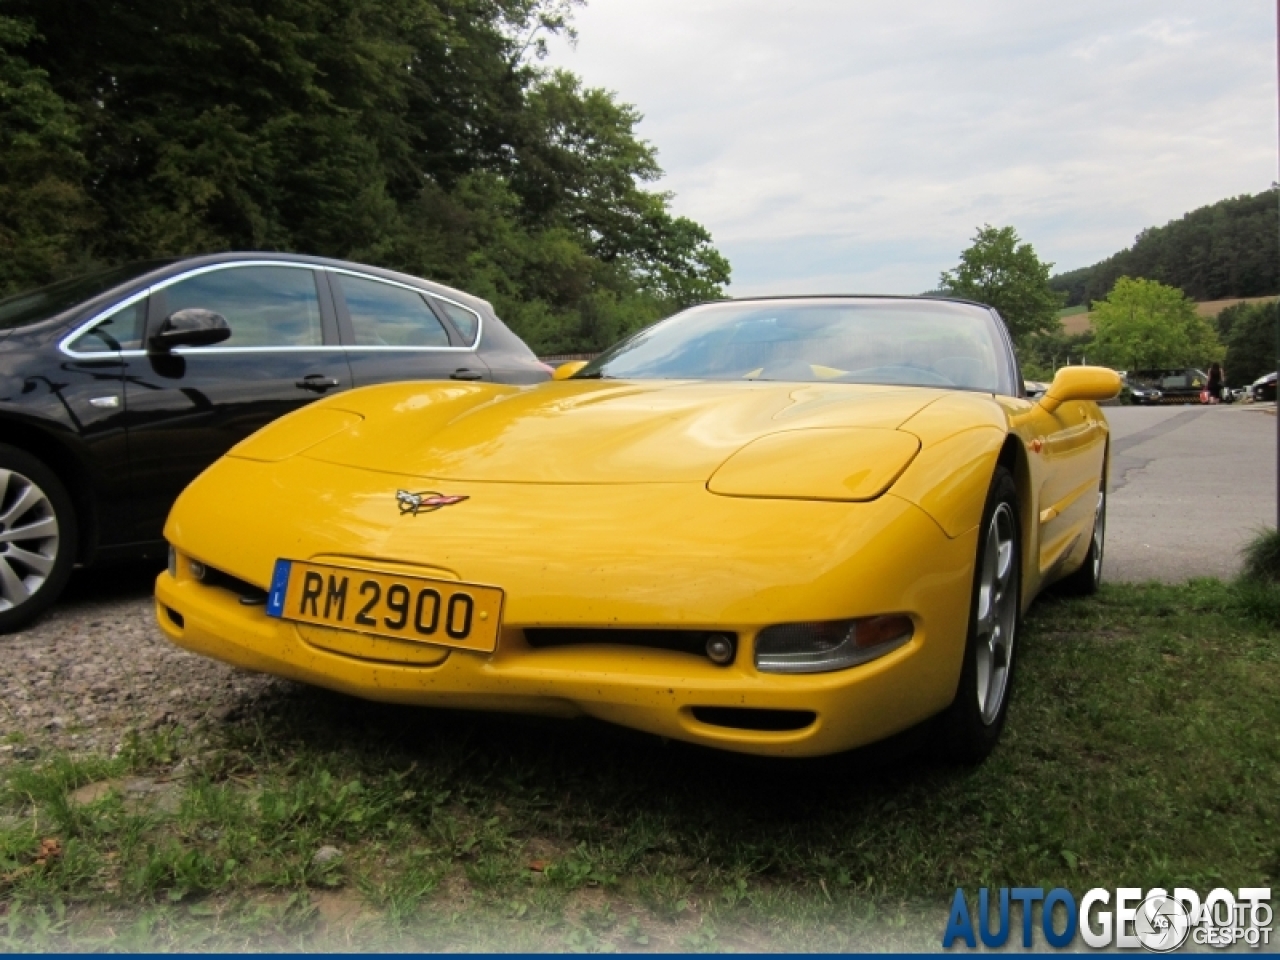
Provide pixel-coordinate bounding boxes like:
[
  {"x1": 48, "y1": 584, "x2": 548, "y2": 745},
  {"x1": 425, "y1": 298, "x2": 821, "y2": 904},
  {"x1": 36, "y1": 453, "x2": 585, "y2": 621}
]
[{"x1": 942, "y1": 886, "x2": 1273, "y2": 951}]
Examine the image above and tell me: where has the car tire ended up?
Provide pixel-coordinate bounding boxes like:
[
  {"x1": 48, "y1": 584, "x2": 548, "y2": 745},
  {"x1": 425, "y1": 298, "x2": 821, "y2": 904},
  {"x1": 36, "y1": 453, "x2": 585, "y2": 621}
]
[
  {"x1": 1055, "y1": 484, "x2": 1106, "y2": 596},
  {"x1": 0, "y1": 444, "x2": 77, "y2": 633},
  {"x1": 937, "y1": 465, "x2": 1020, "y2": 763}
]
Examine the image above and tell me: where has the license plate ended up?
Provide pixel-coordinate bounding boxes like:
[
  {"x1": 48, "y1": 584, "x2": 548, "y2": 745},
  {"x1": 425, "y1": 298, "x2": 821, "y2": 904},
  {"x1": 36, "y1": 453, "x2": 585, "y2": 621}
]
[{"x1": 266, "y1": 559, "x2": 503, "y2": 653}]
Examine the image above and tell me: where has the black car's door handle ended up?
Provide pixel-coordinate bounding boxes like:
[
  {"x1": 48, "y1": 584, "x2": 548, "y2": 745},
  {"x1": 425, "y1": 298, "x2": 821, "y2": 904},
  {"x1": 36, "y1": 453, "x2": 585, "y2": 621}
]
[
  {"x1": 450, "y1": 368, "x2": 484, "y2": 381},
  {"x1": 296, "y1": 375, "x2": 341, "y2": 393}
]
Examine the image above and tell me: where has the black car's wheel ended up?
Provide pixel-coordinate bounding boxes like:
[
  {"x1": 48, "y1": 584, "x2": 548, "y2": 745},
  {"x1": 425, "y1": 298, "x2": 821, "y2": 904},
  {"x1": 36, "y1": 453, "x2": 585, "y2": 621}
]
[
  {"x1": 937, "y1": 465, "x2": 1020, "y2": 763},
  {"x1": 0, "y1": 444, "x2": 77, "y2": 633},
  {"x1": 1056, "y1": 485, "x2": 1106, "y2": 596}
]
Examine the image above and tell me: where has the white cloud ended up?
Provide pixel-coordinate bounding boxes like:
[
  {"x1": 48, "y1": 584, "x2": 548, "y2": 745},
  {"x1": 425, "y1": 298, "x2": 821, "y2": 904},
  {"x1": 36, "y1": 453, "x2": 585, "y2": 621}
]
[
  {"x1": 545, "y1": 0, "x2": 1275, "y2": 295},
  {"x1": 1136, "y1": 18, "x2": 1200, "y2": 46},
  {"x1": 1071, "y1": 35, "x2": 1115, "y2": 61}
]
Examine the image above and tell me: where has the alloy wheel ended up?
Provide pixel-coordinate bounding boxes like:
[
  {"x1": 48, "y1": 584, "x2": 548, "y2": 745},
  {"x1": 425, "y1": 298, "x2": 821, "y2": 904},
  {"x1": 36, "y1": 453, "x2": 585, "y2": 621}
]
[
  {"x1": 0, "y1": 468, "x2": 61, "y2": 613},
  {"x1": 1091, "y1": 492, "x2": 1105, "y2": 581},
  {"x1": 974, "y1": 502, "x2": 1017, "y2": 725}
]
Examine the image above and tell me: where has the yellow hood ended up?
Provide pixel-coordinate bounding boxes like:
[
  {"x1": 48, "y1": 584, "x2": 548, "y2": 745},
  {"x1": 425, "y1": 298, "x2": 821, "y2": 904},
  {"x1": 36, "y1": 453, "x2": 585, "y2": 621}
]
[{"x1": 290, "y1": 379, "x2": 946, "y2": 485}]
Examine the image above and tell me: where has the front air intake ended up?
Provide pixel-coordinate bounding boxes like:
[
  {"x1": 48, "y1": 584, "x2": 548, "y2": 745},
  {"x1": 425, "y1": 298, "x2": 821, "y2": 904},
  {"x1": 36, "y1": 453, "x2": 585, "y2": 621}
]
[
  {"x1": 525, "y1": 628, "x2": 737, "y2": 664},
  {"x1": 192, "y1": 563, "x2": 269, "y2": 606},
  {"x1": 690, "y1": 707, "x2": 816, "y2": 732}
]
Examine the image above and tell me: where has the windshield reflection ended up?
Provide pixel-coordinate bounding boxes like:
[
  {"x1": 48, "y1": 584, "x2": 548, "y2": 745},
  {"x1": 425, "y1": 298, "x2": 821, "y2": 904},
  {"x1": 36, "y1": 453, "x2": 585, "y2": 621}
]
[{"x1": 577, "y1": 298, "x2": 1009, "y2": 393}]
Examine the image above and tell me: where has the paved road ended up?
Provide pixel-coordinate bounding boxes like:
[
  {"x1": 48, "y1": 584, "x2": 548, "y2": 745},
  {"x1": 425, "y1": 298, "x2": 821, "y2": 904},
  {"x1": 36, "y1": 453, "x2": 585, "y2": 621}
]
[{"x1": 1104, "y1": 403, "x2": 1277, "y2": 583}]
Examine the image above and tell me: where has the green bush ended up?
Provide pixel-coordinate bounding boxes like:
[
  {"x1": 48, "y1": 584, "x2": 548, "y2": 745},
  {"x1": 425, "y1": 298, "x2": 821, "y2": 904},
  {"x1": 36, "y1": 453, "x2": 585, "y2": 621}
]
[
  {"x1": 1232, "y1": 528, "x2": 1280, "y2": 626},
  {"x1": 1240, "y1": 527, "x2": 1280, "y2": 583}
]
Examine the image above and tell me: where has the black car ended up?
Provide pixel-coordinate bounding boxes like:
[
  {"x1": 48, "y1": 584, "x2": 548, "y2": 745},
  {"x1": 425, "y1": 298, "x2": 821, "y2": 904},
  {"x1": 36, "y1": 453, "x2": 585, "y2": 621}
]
[
  {"x1": 0, "y1": 252, "x2": 550, "y2": 631},
  {"x1": 1125, "y1": 368, "x2": 1208, "y2": 405}
]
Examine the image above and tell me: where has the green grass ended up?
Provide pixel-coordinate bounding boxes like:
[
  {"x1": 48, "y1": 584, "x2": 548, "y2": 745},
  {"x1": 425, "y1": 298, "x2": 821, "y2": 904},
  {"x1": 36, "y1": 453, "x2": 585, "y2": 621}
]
[
  {"x1": 1057, "y1": 305, "x2": 1089, "y2": 318},
  {"x1": 1, "y1": 580, "x2": 1277, "y2": 950}
]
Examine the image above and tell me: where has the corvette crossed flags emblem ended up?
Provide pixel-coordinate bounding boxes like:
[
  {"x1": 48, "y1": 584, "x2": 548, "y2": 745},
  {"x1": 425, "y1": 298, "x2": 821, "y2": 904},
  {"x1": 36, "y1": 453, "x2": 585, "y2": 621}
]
[{"x1": 396, "y1": 489, "x2": 468, "y2": 515}]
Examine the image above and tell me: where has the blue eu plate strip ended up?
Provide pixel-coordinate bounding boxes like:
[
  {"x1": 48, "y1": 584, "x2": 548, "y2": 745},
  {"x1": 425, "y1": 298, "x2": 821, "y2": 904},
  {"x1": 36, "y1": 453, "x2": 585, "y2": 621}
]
[{"x1": 266, "y1": 559, "x2": 292, "y2": 618}]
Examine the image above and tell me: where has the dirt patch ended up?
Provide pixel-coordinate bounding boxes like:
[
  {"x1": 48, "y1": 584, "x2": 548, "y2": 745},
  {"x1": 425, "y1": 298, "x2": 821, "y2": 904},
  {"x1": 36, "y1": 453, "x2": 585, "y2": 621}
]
[
  {"x1": 311, "y1": 889, "x2": 371, "y2": 932},
  {"x1": 67, "y1": 775, "x2": 185, "y2": 814},
  {"x1": 68, "y1": 780, "x2": 117, "y2": 806}
]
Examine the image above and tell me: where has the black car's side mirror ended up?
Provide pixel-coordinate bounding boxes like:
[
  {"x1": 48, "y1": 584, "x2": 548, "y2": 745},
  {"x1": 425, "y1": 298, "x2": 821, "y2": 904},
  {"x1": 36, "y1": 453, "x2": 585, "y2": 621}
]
[{"x1": 148, "y1": 309, "x2": 231, "y2": 353}]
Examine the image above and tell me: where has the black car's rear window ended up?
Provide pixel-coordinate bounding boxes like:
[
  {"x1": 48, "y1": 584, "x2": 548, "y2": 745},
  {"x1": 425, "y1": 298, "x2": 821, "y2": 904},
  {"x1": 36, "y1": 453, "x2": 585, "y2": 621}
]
[{"x1": 0, "y1": 261, "x2": 173, "y2": 332}]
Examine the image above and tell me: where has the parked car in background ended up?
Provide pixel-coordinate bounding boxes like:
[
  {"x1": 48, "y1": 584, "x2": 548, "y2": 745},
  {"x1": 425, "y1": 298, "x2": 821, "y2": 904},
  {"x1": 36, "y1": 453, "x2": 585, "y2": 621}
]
[
  {"x1": 0, "y1": 253, "x2": 549, "y2": 631},
  {"x1": 1125, "y1": 368, "x2": 1208, "y2": 405},
  {"x1": 1252, "y1": 371, "x2": 1278, "y2": 403}
]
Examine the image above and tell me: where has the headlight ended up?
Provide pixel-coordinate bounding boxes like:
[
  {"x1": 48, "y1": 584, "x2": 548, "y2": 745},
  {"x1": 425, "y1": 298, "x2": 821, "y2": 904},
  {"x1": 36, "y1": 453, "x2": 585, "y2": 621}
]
[
  {"x1": 167, "y1": 545, "x2": 177, "y2": 578},
  {"x1": 755, "y1": 614, "x2": 913, "y2": 674},
  {"x1": 708, "y1": 428, "x2": 920, "y2": 501}
]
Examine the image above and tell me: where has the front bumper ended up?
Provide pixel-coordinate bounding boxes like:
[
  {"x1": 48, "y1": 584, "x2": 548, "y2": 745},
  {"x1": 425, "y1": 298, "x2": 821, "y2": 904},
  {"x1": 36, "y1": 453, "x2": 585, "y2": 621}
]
[{"x1": 158, "y1": 456, "x2": 978, "y2": 757}]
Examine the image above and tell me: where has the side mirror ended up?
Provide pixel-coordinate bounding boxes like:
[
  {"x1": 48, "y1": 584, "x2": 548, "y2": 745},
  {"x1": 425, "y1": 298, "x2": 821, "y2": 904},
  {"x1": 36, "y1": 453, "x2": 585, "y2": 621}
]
[
  {"x1": 1039, "y1": 366, "x2": 1122, "y2": 413},
  {"x1": 553, "y1": 360, "x2": 588, "y2": 381},
  {"x1": 149, "y1": 309, "x2": 231, "y2": 353}
]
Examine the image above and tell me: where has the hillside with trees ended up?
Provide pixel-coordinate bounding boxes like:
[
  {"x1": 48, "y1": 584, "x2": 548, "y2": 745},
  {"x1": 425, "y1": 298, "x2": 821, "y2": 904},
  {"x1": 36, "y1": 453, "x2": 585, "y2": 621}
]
[
  {"x1": 1215, "y1": 300, "x2": 1279, "y2": 387},
  {"x1": 0, "y1": 0, "x2": 729, "y2": 354},
  {"x1": 1049, "y1": 189, "x2": 1279, "y2": 308}
]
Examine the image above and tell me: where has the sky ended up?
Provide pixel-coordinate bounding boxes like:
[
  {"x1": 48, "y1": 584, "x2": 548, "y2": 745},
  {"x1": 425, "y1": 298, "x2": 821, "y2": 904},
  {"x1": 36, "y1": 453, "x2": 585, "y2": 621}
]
[{"x1": 544, "y1": 1, "x2": 1277, "y2": 296}]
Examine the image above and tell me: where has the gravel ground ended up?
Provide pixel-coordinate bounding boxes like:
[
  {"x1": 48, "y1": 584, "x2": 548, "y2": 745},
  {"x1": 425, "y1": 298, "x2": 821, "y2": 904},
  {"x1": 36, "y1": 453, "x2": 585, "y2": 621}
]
[{"x1": 0, "y1": 561, "x2": 287, "y2": 766}]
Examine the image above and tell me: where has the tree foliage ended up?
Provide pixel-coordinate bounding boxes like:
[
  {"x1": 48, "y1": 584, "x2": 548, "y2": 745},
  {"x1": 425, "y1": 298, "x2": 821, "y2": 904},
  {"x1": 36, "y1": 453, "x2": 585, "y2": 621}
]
[
  {"x1": 0, "y1": 16, "x2": 99, "y2": 292},
  {"x1": 1091, "y1": 277, "x2": 1223, "y2": 370},
  {"x1": 939, "y1": 225, "x2": 1063, "y2": 346},
  {"x1": 1215, "y1": 300, "x2": 1278, "y2": 387},
  {"x1": 1017, "y1": 328, "x2": 1097, "y2": 383},
  {"x1": 1050, "y1": 190, "x2": 1279, "y2": 308},
  {"x1": 0, "y1": 0, "x2": 729, "y2": 353}
]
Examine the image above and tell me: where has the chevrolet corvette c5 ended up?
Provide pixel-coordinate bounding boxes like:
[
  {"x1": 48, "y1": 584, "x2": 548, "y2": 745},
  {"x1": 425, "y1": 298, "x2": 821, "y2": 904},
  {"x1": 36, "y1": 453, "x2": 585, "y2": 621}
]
[{"x1": 156, "y1": 296, "x2": 1119, "y2": 759}]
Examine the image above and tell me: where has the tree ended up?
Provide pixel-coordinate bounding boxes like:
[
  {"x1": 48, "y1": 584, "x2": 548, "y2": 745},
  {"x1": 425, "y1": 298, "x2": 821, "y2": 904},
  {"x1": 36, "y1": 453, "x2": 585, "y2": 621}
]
[
  {"x1": 0, "y1": 16, "x2": 98, "y2": 292},
  {"x1": 1091, "y1": 277, "x2": 1223, "y2": 370},
  {"x1": 1018, "y1": 328, "x2": 1096, "y2": 382},
  {"x1": 0, "y1": 0, "x2": 729, "y2": 354},
  {"x1": 1217, "y1": 300, "x2": 1278, "y2": 387},
  {"x1": 939, "y1": 225, "x2": 1063, "y2": 345}
]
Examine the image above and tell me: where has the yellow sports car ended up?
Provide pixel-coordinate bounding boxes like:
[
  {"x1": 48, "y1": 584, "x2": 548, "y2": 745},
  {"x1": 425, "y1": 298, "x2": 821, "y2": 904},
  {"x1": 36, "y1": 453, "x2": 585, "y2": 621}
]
[{"x1": 156, "y1": 296, "x2": 1119, "y2": 759}]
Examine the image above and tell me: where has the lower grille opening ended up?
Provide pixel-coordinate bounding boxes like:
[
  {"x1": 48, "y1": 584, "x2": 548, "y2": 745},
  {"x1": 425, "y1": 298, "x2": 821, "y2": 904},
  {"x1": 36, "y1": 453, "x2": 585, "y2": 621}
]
[
  {"x1": 198, "y1": 565, "x2": 268, "y2": 605},
  {"x1": 525, "y1": 628, "x2": 736, "y2": 661},
  {"x1": 691, "y1": 707, "x2": 816, "y2": 732},
  {"x1": 163, "y1": 606, "x2": 185, "y2": 629}
]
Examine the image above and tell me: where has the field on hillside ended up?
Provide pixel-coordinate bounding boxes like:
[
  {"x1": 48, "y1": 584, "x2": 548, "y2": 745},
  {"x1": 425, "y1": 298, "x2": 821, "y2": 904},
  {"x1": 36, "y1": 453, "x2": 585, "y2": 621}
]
[{"x1": 1057, "y1": 295, "x2": 1278, "y2": 336}]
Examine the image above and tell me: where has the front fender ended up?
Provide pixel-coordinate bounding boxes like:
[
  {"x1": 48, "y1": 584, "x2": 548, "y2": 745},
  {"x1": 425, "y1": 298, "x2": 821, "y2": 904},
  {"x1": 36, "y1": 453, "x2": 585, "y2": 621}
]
[{"x1": 890, "y1": 425, "x2": 1005, "y2": 538}]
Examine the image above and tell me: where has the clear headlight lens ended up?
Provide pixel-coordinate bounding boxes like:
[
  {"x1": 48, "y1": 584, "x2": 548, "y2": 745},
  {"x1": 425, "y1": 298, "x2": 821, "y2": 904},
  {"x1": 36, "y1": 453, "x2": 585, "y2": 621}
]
[
  {"x1": 755, "y1": 615, "x2": 914, "y2": 674},
  {"x1": 167, "y1": 545, "x2": 177, "y2": 578}
]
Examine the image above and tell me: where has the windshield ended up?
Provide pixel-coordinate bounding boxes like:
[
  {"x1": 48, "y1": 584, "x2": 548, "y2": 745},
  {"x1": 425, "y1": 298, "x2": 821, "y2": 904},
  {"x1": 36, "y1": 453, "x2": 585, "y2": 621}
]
[
  {"x1": 577, "y1": 298, "x2": 1010, "y2": 392},
  {"x1": 0, "y1": 261, "x2": 174, "y2": 332}
]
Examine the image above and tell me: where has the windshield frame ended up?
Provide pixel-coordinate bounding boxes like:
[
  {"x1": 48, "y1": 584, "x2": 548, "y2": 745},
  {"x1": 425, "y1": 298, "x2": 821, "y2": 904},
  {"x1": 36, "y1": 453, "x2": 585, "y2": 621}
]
[{"x1": 575, "y1": 296, "x2": 1021, "y2": 396}]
